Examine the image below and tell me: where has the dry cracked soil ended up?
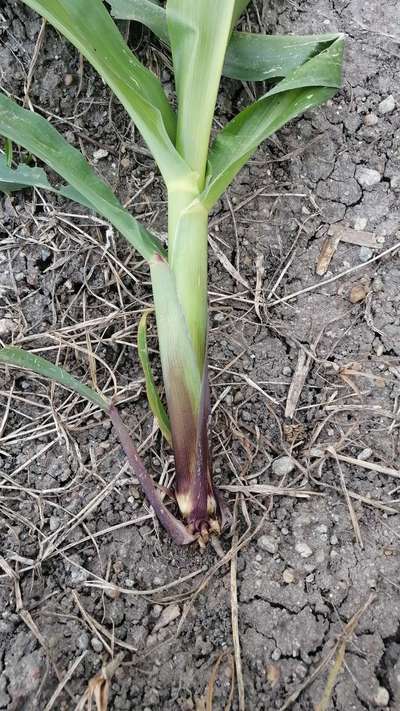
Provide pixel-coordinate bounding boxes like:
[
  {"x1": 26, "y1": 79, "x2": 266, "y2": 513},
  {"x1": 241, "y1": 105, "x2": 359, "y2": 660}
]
[{"x1": 1, "y1": 0, "x2": 400, "y2": 709}]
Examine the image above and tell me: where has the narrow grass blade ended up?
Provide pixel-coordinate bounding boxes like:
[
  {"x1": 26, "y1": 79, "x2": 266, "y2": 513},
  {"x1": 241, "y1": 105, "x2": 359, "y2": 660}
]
[
  {"x1": 166, "y1": 0, "x2": 237, "y2": 180},
  {"x1": 0, "y1": 346, "x2": 195, "y2": 545},
  {"x1": 0, "y1": 94, "x2": 163, "y2": 261},
  {"x1": 110, "y1": 1, "x2": 340, "y2": 82},
  {"x1": 0, "y1": 347, "x2": 109, "y2": 411},
  {"x1": 201, "y1": 36, "x2": 344, "y2": 209},
  {"x1": 21, "y1": 0, "x2": 188, "y2": 183},
  {"x1": 137, "y1": 310, "x2": 172, "y2": 444}
]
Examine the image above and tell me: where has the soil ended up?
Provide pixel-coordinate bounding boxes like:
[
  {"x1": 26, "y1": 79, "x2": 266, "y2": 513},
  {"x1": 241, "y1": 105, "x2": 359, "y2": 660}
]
[{"x1": 1, "y1": 0, "x2": 400, "y2": 709}]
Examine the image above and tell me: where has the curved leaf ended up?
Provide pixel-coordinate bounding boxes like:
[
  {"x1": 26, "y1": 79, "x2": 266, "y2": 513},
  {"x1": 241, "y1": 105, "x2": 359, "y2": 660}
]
[
  {"x1": 137, "y1": 309, "x2": 172, "y2": 444},
  {"x1": 0, "y1": 94, "x2": 163, "y2": 261},
  {"x1": 0, "y1": 346, "x2": 195, "y2": 544},
  {"x1": 200, "y1": 35, "x2": 344, "y2": 209},
  {"x1": 109, "y1": 0, "x2": 341, "y2": 82},
  {"x1": 0, "y1": 346, "x2": 109, "y2": 410},
  {"x1": 21, "y1": 0, "x2": 189, "y2": 184},
  {"x1": 111, "y1": 0, "x2": 169, "y2": 42},
  {"x1": 224, "y1": 31, "x2": 343, "y2": 81}
]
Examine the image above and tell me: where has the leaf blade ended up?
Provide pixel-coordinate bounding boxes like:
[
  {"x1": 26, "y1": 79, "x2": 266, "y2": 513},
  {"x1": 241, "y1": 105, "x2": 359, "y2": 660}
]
[
  {"x1": 0, "y1": 347, "x2": 109, "y2": 411},
  {"x1": 166, "y1": 0, "x2": 237, "y2": 180},
  {"x1": 21, "y1": 0, "x2": 187, "y2": 183},
  {"x1": 108, "y1": 1, "x2": 342, "y2": 83},
  {"x1": 137, "y1": 309, "x2": 172, "y2": 444},
  {"x1": 0, "y1": 94, "x2": 163, "y2": 260},
  {"x1": 201, "y1": 35, "x2": 345, "y2": 209}
]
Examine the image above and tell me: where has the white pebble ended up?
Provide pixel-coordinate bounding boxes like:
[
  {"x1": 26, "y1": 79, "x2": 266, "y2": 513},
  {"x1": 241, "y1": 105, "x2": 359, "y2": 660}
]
[
  {"x1": 354, "y1": 217, "x2": 368, "y2": 231},
  {"x1": 357, "y1": 447, "x2": 373, "y2": 461},
  {"x1": 374, "y1": 686, "x2": 389, "y2": 706},
  {"x1": 359, "y1": 246, "x2": 373, "y2": 262},
  {"x1": 272, "y1": 456, "x2": 295, "y2": 477},
  {"x1": 93, "y1": 148, "x2": 109, "y2": 161},
  {"x1": 295, "y1": 542, "x2": 313, "y2": 558},
  {"x1": 257, "y1": 535, "x2": 278, "y2": 555},
  {"x1": 378, "y1": 95, "x2": 395, "y2": 115},
  {"x1": 356, "y1": 167, "x2": 381, "y2": 188},
  {"x1": 153, "y1": 604, "x2": 180, "y2": 631},
  {"x1": 91, "y1": 637, "x2": 103, "y2": 653}
]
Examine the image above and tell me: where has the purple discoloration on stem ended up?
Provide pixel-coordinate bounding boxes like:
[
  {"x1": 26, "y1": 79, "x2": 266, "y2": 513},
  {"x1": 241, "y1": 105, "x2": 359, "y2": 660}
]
[{"x1": 109, "y1": 404, "x2": 196, "y2": 545}]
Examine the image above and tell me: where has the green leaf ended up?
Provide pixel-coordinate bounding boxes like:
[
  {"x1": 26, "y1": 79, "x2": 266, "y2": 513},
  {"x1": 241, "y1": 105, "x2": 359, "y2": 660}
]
[
  {"x1": 0, "y1": 345, "x2": 196, "y2": 545},
  {"x1": 0, "y1": 158, "x2": 52, "y2": 194},
  {"x1": 4, "y1": 138, "x2": 13, "y2": 167},
  {"x1": 224, "y1": 32, "x2": 343, "y2": 81},
  {"x1": 137, "y1": 309, "x2": 172, "y2": 444},
  {"x1": 0, "y1": 347, "x2": 109, "y2": 411},
  {"x1": 150, "y1": 254, "x2": 202, "y2": 416},
  {"x1": 200, "y1": 35, "x2": 345, "y2": 209},
  {"x1": 0, "y1": 94, "x2": 163, "y2": 261},
  {"x1": 0, "y1": 157, "x2": 94, "y2": 211},
  {"x1": 166, "y1": 0, "x2": 237, "y2": 180},
  {"x1": 21, "y1": 0, "x2": 188, "y2": 184},
  {"x1": 110, "y1": 0, "x2": 169, "y2": 42},
  {"x1": 109, "y1": 1, "x2": 341, "y2": 82}
]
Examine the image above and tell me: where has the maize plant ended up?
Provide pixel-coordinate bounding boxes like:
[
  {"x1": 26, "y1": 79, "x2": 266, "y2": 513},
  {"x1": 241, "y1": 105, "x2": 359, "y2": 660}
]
[{"x1": 0, "y1": 0, "x2": 344, "y2": 545}]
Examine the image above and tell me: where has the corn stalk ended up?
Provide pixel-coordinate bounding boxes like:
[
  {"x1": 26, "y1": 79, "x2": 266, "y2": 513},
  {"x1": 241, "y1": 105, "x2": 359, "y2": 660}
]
[{"x1": 0, "y1": 0, "x2": 344, "y2": 544}]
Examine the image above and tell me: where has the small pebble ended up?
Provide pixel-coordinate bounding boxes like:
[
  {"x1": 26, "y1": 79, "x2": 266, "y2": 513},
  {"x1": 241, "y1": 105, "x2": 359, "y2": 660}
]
[
  {"x1": 330, "y1": 535, "x2": 339, "y2": 545},
  {"x1": 372, "y1": 276, "x2": 384, "y2": 292},
  {"x1": 271, "y1": 648, "x2": 281, "y2": 661},
  {"x1": 77, "y1": 632, "x2": 90, "y2": 650},
  {"x1": 281, "y1": 527, "x2": 289, "y2": 536},
  {"x1": 378, "y1": 95, "x2": 395, "y2": 115},
  {"x1": 354, "y1": 216, "x2": 368, "y2": 230},
  {"x1": 359, "y1": 246, "x2": 373, "y2": 262},
  {"x1": 272, "y1": 456, "x2": 295, "y2": 477},
  {"x1": 0, "y1": 318, "x2": 17, "y2": 337},
  {"x1": 153, "y1": 604, "x2": 180, "y2": 632},
  {"x1": 391, "y1": 175, "x2": 400, "y2": 192},
  {"x1": 357, "y1": 447, "x2": 373, "y2": 461},
  {"x1": 363, "y1": 112, "x2": 379, "y2": 126},
  {"x1": 257, "y1": 535, "x2": 278, "y2": 555},
  {"x1": 282, "y1": 569, "x2": 295, "y2": 584},
  {"x1": 49, "y1": 516, "x2": 60, "y2": 532},
  {"x1": 295, "y1": 542, "x2": 313, "y2": 558},
  {"x1": 373, "y1": 686, "x2": 390, "y2": 706},
  {"x1": 350, "y1": 284, "x2": 367, "y2": 303},
  {"x1": 64, "y1": 73, "x2": 74, "y2": 87},
  {"x1": 93, "y1": 148, "x2": 109, "y2": 161},
  {"x1": 91, "y1": 637, "x2": 104, "y2": 653},
  {"x1": 356, "y1": 167, "x2": 381, "y2": 188},
  {"x1": 282, "y1": 366, "x2": 292, "y2": 377}
]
